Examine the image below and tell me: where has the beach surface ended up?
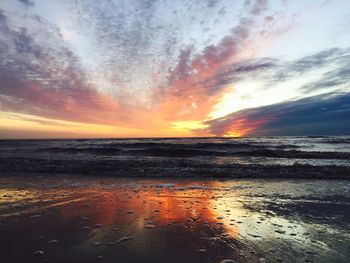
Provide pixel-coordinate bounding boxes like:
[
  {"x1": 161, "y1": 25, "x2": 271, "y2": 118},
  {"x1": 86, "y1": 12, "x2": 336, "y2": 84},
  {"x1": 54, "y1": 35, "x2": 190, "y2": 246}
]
[{"x1": 0, "y1": 175, "x2": 349, "y2": 263}]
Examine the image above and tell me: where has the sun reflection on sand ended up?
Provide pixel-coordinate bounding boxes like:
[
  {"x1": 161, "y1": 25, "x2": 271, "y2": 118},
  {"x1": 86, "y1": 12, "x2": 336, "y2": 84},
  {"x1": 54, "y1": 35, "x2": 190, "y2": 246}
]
[
  {"x1": 0, "y1": 189, "x2": 38, "y2": 204},
  {"x1": 38, "y1": 180, "x2": 248, "y2": 253}
]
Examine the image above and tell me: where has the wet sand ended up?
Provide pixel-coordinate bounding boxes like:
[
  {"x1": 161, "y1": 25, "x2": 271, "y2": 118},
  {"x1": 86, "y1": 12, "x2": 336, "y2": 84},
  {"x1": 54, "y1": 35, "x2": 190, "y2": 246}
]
[{"x1": 0, "y1": 175, "x2": 349, "y2": 263}]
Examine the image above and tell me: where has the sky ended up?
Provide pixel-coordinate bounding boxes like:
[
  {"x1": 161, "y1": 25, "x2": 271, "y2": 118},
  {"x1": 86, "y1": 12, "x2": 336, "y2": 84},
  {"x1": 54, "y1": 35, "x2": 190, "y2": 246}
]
[{"x1": 0, "y1": 0, "x2": 349, "y2": 138}]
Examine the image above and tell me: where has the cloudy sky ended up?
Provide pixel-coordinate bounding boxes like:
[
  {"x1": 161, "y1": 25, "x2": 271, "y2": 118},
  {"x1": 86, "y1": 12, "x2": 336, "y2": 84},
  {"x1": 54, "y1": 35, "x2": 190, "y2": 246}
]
[{"x1": 0, "y1": 0, "x2": 349, "y2": 138}]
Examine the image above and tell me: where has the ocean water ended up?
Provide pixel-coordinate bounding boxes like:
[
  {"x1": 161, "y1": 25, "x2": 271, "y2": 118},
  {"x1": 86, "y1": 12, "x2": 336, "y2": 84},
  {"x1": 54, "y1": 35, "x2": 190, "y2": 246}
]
[{"x1": 0, "y1": 136, "x2": 350, "y2": 177}]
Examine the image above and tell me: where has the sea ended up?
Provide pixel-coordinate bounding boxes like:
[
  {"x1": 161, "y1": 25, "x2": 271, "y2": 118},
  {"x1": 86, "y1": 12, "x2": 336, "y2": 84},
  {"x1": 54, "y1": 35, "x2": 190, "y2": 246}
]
[{"x1": 0, "y1": 136, "x2": 349, "y2": 177}]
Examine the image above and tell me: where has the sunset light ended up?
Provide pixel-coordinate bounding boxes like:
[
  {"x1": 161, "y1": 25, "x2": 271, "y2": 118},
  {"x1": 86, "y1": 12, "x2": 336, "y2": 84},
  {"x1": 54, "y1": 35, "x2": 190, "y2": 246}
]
[
  {"x1": 0, "y1": 2, "x2": 349, "y2": 263},
  {"x1": 0, "y1": 0, "x2": 348, "y2": 138}
]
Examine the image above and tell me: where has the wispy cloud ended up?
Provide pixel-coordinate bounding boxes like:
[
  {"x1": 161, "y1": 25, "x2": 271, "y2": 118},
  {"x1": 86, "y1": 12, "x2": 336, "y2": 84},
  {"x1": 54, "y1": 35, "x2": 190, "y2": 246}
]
[{"x1": 0, "y1": 0, "x2": 349, "y2": 137}]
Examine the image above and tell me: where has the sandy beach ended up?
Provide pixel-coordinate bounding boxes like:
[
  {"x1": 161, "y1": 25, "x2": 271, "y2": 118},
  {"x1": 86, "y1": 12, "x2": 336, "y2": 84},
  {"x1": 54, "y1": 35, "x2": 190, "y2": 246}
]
[{"x1": 0, "y1": 175, "x2": 349, "y2": 263}]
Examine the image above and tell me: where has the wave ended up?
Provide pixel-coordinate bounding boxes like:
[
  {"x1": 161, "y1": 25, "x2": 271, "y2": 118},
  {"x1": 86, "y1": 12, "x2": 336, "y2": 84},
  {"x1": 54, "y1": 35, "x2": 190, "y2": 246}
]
[
  {"x1": 34, "y1": 145, "x2": 350, "y2": 159},
  {"x1": 0, "y1": 157, "x2": 349, "y2": 179}
]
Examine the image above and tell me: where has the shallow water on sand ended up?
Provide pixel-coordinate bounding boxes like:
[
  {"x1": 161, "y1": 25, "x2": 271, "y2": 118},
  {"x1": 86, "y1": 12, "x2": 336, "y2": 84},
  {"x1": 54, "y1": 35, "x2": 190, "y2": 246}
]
[{"x1": 0, "y1": 176, "x2": 349, "y2": 263}]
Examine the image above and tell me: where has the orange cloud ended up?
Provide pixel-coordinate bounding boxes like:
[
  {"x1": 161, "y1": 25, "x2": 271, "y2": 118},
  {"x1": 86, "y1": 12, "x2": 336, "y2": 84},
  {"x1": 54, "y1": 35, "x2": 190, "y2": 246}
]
[
  {"x1": 221, "y1": 118, "x2": 268, "y2": 137},
  {"x1": 156, "y1": 20, "x2": 256, "y2": 123}
]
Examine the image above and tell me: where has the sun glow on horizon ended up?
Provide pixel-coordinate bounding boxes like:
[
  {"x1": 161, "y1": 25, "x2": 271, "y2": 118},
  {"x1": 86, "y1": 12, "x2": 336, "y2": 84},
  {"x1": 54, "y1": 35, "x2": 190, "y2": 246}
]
[
  {"x1": 0, "y1": 112, "x2": 162, "y2": 138},
  {"x1": 171, "y1": 120, "x2": 210, "y2": 135}
]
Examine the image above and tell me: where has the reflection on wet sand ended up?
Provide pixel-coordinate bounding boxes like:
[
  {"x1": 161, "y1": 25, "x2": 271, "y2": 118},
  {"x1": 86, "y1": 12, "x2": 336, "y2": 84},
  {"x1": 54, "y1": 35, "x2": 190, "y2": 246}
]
[{"x1": 0, "y1": 176, "x2": 349, "y2": 263}]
